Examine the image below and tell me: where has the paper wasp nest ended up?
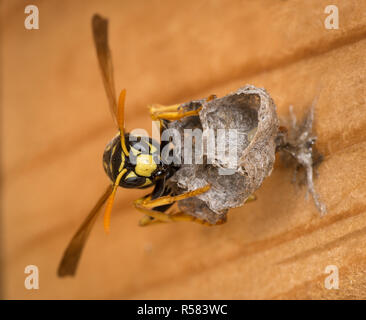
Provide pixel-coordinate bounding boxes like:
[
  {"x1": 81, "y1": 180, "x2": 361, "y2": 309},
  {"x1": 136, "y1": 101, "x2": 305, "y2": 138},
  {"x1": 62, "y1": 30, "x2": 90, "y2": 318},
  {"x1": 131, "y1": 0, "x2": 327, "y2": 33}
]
[{"x1": 166, "y1": 85, "x2": 279, "y2": 224}]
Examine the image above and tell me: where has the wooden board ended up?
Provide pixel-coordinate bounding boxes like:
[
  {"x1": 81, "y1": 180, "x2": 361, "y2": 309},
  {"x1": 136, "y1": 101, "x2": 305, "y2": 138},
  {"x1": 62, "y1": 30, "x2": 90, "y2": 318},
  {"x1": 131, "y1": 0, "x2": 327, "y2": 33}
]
[{"x1": 1, "y1": 0, "x2": 366, "y2": 299}]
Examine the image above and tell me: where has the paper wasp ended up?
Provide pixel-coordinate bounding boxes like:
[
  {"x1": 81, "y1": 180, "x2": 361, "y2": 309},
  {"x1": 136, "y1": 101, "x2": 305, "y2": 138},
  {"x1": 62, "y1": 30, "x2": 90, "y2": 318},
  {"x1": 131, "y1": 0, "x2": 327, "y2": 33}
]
[{"x1": 57, "y1": 14, "x2": 216, "y2": 277}]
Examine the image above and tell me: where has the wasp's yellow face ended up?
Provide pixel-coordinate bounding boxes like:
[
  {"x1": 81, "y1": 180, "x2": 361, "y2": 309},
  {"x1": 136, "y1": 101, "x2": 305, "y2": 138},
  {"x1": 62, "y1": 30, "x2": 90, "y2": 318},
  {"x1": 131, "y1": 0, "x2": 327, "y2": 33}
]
[
  {"x1": 134, "y1": 153, "x2": 157, "y2": 177},
  {"x1": 103, "y1": 134, "x2": 163, "y2": 189}
]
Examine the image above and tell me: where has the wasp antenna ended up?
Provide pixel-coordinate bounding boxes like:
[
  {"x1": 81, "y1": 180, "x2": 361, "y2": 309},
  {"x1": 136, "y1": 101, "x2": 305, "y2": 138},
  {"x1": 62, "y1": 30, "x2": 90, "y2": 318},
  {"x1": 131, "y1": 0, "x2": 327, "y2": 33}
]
[
  {"x1": 117, "y1": 89, "x2": 130, "y2": 156},
  {"x1": 103, "y1": 168, "x2": 127, "y2": 233}
]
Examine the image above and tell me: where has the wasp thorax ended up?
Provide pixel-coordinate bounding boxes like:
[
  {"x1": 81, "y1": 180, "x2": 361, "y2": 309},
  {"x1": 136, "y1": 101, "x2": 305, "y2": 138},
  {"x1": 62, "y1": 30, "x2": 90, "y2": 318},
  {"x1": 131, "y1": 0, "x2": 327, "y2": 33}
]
[{"x1": 102, "y1": 134, "x2": 163, "y2": 189}]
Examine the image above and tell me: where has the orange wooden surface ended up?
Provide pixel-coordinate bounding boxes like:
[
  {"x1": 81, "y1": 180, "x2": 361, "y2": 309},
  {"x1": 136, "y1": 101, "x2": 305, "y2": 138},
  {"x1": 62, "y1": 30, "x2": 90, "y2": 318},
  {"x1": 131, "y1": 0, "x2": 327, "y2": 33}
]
[{"x1": 1, "y1": 0, "x2": 366, "y2": 299}]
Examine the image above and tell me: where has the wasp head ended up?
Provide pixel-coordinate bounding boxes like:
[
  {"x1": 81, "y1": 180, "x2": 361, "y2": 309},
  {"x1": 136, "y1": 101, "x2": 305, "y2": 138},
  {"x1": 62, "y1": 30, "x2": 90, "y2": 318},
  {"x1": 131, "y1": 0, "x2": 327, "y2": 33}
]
[{"x1": 103, "y1": 133, "x2": 165, "y2": 189}]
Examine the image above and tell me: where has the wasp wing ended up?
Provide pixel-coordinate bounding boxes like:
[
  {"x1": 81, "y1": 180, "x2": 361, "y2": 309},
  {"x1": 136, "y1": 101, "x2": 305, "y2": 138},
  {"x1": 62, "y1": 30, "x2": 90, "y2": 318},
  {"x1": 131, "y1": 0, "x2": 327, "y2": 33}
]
[
  {"x1": 92, "y1": 14, "x2": 118, "y2": 126},
  {"x1": 58, "y1": 185, "x2": 113, "y2": 277}
]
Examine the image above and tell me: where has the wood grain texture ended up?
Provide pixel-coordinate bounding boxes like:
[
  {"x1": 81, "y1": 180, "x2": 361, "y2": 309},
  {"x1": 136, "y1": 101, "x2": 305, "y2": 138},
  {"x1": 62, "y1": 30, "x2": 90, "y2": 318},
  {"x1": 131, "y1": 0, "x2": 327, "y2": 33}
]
[{"x1": 1, "y1": 0, "x2": 366, "y2": 299}]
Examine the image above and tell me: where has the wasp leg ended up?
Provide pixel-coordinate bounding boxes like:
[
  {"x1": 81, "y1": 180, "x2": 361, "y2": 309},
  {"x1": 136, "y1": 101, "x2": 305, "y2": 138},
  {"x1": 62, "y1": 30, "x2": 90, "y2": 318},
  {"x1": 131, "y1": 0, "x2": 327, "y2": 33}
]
[
  {"x1": 149, "y1": 103, "x2": 181, "y2": 121},
  {"x1": 134, "y1": 184, "x2": 214, "y2": 226},
  {"x1": 135, "y1": 202, "x2": 225, "y2": 227},
  {"x1": 149, "y1": 95, "x2": 216, "y2": 121},
  {"x1": 134, "y1": 195, "x2": 174, "y2": 224},
  {"x1": 137, "y1": 184, "x2": 211, "y2": 209},
  {"x1": 138, "y1": 215, "x2": 165, "y2": 226},
  {"x1": 149, "y1": 104, "x2": 202, "y2": 121},
  {"x1": 138, "y1": 209, "x2": 225, "y2": 226},
  {"x1": 149, "y1": 103, "x2": 181, "y2": 115}
]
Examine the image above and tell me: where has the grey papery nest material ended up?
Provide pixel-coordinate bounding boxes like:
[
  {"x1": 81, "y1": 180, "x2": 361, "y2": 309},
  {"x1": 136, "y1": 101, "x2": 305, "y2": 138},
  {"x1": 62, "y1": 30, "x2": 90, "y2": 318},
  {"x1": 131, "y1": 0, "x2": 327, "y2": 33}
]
[
  {"x1": 276, "y1": 103, "x2": 327, "y2": 216},
  {"x1": 166, "y1": 85, "x2": 325, "y2": 224}
]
